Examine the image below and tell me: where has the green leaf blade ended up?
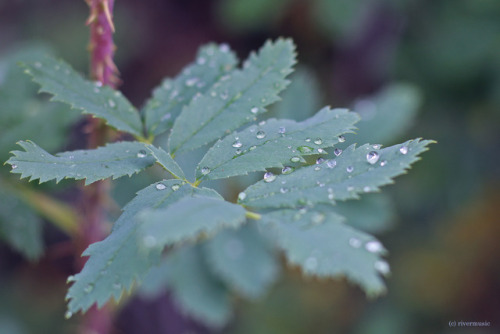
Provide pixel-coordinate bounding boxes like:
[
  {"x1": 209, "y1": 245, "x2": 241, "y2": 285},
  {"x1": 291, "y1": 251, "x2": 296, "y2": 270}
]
[
  {"x1": 204, "y1": 224, "x2": 279, "y2": 299},
  {"x1": 196, "y1": 107, "x2": 359, "y2": 181},
  {"x1": 139, "y1": 197, "x2": 247, "y2": 249},
  {"x1": 240, "y1": 139, "x2": 434, "y2": 208},
  {"x1": 146, "y1": 144, "x2": 185, "y2": 180},
  {"x1": 262, "y1": 207, "x2": 388, "y2": 296},
  {"x1": 7, "y1": 141, "x2": 156, "y2": 185},
  {"x1": 66, "y1": 180, "x2": 220, "y2": 315},
  {"x1": 144, "y1": 44, "x2": 238, "y2": 137},
  {"x1": 21, "y1": 55, "x2": 143, "y2": 137},
  {"x1": 169, "y1": 38, "x2": 296, "y2": 154}
]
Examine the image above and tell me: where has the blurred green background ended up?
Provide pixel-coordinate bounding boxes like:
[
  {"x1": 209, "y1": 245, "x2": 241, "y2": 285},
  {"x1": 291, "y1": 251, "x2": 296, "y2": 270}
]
[{"x1": 1, "y1": 0, "x2": 499, "y2": 333}]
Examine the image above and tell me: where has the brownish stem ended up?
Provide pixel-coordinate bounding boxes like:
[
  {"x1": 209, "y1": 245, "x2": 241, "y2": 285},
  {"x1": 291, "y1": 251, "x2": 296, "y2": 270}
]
[{"x1": 76, "y1": 1, "x2": 118, "y2": 333}]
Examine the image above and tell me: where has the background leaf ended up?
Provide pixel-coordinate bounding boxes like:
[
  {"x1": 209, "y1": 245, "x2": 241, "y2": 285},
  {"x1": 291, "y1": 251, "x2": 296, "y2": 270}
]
[
  {"x1": 66, "y1": 181, "x2": 221, "y2": 315},
  {"x1": 7, "y1": 141, "x2": 156, "y2": 185},
  {"x1": 143, "y1": 43, "x2": 238, "y2": 137},
  {"x1": 195, "y1": 107, "x2": 359, "y2": 181},
  {"x1": 262, "y1": 206, "x2": 389, "y2": 296},
  {"x1": 139, "y1": 197, "x2": 247, "y2": 249},
  {"x1": 239, "y1": 139, "x2": 434, "y2": 209},
  {"x1": 204, "y1": 224, "x2": 279, "y2": 299},
  {"x1": 168, "y1": 38, "x2": 296, "y2": 154},
  {"x1": 21, "y1": 55, "x2": 143, "y2": 137}
]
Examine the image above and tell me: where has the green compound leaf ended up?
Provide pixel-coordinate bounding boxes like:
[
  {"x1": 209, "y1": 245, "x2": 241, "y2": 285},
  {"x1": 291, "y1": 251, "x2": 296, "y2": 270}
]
[
  {"x1": 0, "y1": 186, "x2": 43, "y2": 260},
  {"x1": 145, "y1": 144, "x2": 185, "y2": 180},
  {"x1": 144, "y1": 44, "x2": 238, "y2": 137},
  {"x1": 66, "y1": 180, "x2": 220, "y2": 315},
  {"x1": 196, "y1": 107, "x2": 359, "y2": 181},
  {"x1": 21, "y1": 55, "x2": 143, "y2": 137},
  {"x1": 164, "y1": 245, "x2": 232, "y2": 328},
  {"x1": 138, "y1": 197, "x2": 247, "y2": 249},
  {"x1": 7, "y1": 141, "x2": 156, "y2": 185},
  {"x1": 239, "y1": 139, "x2": 434, "y2": 208},
  {"x1": 204, "y1": 224, "x2": 279, "y2": 299},
  {"x1": 261, "y1": 206, "x2": 388, "y2": 296},
  {"x1": 169, "y1": 38, "x2": 296, "y2": 154}
]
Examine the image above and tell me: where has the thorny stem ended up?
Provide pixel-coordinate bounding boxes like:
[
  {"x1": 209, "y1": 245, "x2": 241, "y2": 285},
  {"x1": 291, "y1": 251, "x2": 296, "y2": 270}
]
[{"x1": 76, "y1": 1, "x2": 117, "y2": 333}]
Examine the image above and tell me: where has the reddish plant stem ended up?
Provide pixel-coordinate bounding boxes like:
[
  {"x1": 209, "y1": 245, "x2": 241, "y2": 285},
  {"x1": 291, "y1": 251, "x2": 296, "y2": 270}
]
[{"x1": 76, "y1": 1, "x2": 118, "y2": 333}]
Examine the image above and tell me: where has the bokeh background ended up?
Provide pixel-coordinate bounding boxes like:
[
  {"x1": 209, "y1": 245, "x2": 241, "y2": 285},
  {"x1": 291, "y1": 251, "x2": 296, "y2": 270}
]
[{"x1": 1, "y1": 0, "x2": 499, "y2": 333}]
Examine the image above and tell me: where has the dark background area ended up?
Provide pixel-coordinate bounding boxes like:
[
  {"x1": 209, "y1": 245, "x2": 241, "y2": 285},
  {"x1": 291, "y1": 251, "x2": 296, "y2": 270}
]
[{"x1": 1, "y1": 0, "x2": 499, "y2": 333}]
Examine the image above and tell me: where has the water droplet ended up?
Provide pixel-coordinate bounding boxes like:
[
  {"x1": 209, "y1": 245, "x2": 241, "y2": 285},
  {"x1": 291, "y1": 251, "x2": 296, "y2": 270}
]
[
  {"x1": 65, "y1": 311, "x2": 73, "y2": 319},
  {"x1": 161, "y1": 113, "x2": 172, "y2": 122},
  {"x1": 256, "y1": 131, "x2": 266, "y2": 139},
  {"x1": 259, "y1": 120, "x2": 267, "y2": 126},
  {"x1": 235, "y1": 149, "x2": 242, "y2": 155},
  {"x1": 84, "y1": 284, "x2": 94, "y2": 293},
  {"x1": 156, "y1": 183, "x2": 166, "y2": 190},
  {"x1": 66, "y1": 275, "x2": 76, "y2": 283},
  {"x1": 34, "y1": 62, "x2": 42, "y2": 68},
  {"x1": 338, "y1": 135, "x2": 346, "y2": 143},
  {"x1": 317, "y1": 148, "x2": 326, "y2": 154},
  {"x1": 347, "y1": 186, "x2": 355, "y2": 191},
  {"x1": 334, "y1": 148, "x2": 342, "y2": 156},
  {"x1": 365, "y1": 240, "x2": 384, "y2": 253},
  {"x1": 263, "y1": 172, "x2": 276, "y2": 183},
  {"x1": 311, "y1": 213, "x2": 325, "y2": 225},
  {"x1": 232, "y1": 140, "x2": 242, "y2": 148},
  {"x1": 220, "y1": 91, "x2": 229, "y2": 100},
  {"x1": 328, "y1": 193, "x2": 334, "y2": 200},
  {"x1": 316, "y1": 157, "x2": 325, "y2": 164},
  {"x1": 282, "y1": 166, "x2": 294, "y2": 174},
  {"x1": 290, "y1": 156, "x2": 301, "y2": 163},
  {"x1": 11, "y1": 164, "x2": 17, "y2": 170},
  {"x1": 305, "y1": 138, "x2": 311, "y2": 142},
  {"x1": 279, "y1": 126, "x2": 286, "y2": 134},
  {"x1": 108, "y1": 99, "x2": 116, "y2": 108},
  {"x1": 280, "y1": 187, "x2": 289, "y2": 194},
  {"x1": 137, "y1": 150, "x2": 147, "y2": 158},
  {"x1": 143, "y1": 235, "x2": 157, "y2": 248},
  {"x1": 374, "y1": 260, "x2": 390, "y2": 275},
  {"x1": 94, "y1": 81, "x2": 103, "y2": 87},
  {"x1": 304, "y1": 257, "x2": 318, "y2": 271},
  {"x1": 314, "y1": 138, "x2": 323, "y2": 145},
  {"x1": 210, "y1": 91, "x2": 217, "y2": 97},
  {"x1": 185, "y1": 77, "x2": 199, "y2": 87},
  {"x1": 366, "y1": 151, "x2": 380, "y2": 164},
  {"x1": 171, "y1": 184, "x2": 180, "y2": 191},
  {"x1": 201, "y1": 167, "x2": 211, "y2": 175},
  {"x1": 249, "y1": 145, "x2": 257, "y2": 151},
  {"x1": 297, "y1": 146, "x2": 313, "y2": 154},
  {"x1": 314, "y1": 166, "x2": 321, "y2": 171},
  {"x1": 238, "y1": 192, "x2": 246, "y2": 201},
  {"x1": 399, "y1": 145, "x2": 409, "y2": 155},
  {"x1": 363, "y1": 186, "x2": 371, "y2": 192},
  {"x1": 197, "y1": 57, "x2": 206, "y2": 65},
  {"x1": 372, "y1": 144, "x2": 381, "y2": 149},
  {"x1": 326, "y1": 160, "x2": 337, "y2": 168},
  {"x1": 380, "y1": 160, "x2": 387, "y2": 167},
  {"x1": 346, "y1": 166, "x2": 354, "y2": 173},
  {"x1": 251, "y1": 107, "x2": 259, "y2": 114},
  {"x1": 219, "y1": 44, "x2": 230, "y2": 52},
  {"x1": 349, "y1": 238, "x2": 362, "y2": 248}
]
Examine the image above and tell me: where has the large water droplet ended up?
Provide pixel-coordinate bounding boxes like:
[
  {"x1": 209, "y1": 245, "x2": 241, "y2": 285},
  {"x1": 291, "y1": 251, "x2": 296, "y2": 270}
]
[
  {"x1": 155, "y1": 183, "x2": 166, "y2": 190},
  {"x1": 256, "y1": 131, "x2": 266, "y2": 139},
  {"x1": 338, "y1": 135, "x2": 346, "y2": 143},
  {"x1": 282, "y1": 166, "x2": 294, "y2": 174},
  {"x1": 314, "y1": 138, "x2": 323, "y2": 145},
  {"x1": 263, "y1": 172, "x2": 276, "y2": 183},
  {"x1": 326, "y1": 160, "x2": 337, "y2": 168},
  {"x1": 250, "y1": 107, "x2": 259, "y2": 114},
  {"x1": 137, "y1": 150, "x2": 147, "y2": 158},
  {"x1": 238, "y1": 192, "x2": 246, "y2": 201},
  {"x1": 297, "y1": 146, "x2": 313, "y2": 154},
  {"x1": 201, "y1": 167, "x2": 211, "y2": 175},
  {"x1": 346, "y1": 166, "x2": 354, "y2": 173},
  {"x1": 366, "y1": 151, "x2": 379, "y2": 164},
  {"x1": 365, "y1": 240, "x2": 384, "y2": 253},
  {"x1": 374, "y1": 260, "x2": 390, "y2": 275},
  {"x1": 290, "y1": 156, "x2": 301, "y2": 163},
  {"x1": 334, "y1": 148, "x2": 342, "y2": 156},
  {"x1": 304, "y1": 257, "x2": 318, "y2": 271},
  {"x1": 232, "y1": 140, "x2": 242, "y2": 148},
  {"x1": 399, "y1": 145, "x2": 409, "y2": 155},
  {"x1": 349, "y1": 238, "x2": 362, "y2": 248}
]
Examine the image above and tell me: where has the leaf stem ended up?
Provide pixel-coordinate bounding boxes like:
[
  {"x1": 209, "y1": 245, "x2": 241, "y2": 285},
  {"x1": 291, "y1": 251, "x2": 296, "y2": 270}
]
[{"x1": 245, "y1": 211, "x2": 261, "y2": 220}]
